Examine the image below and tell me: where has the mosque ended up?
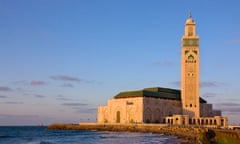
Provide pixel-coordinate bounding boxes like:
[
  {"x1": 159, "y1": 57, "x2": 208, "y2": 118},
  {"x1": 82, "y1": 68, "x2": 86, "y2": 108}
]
[{"x1": 97, "y1": 14, "x2": 228, "y2": 127}]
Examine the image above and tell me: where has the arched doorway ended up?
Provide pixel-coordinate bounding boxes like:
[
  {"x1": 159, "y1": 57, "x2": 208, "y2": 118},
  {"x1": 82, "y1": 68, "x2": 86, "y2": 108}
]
[
  {"x1": 154, "y1": 109, "x2": 160, "y2": 123},
  {"x1": 145, "y1": 108, "x2": 152, "y2": 123},
  {"x1": 128, "y1": 108, "x2": 134, "y2": 123},
  {"x1": 116, "y1": 111, "x2": 120, "y2": 123}
]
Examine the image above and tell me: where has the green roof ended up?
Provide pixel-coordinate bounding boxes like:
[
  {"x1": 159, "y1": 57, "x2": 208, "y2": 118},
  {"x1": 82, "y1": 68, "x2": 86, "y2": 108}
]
[
  {"x1": 114, "y1": 87, "x2": 180, "y2": 100},
  {"x1": 144, "y1": 87, "x2": 180, "y2": 94},
  {"x1": 200, "y1": 98, "x2": 207, "y2": 103},
  {"x1": 114, "y1": 87, "x2": 207, "y2": 103}
]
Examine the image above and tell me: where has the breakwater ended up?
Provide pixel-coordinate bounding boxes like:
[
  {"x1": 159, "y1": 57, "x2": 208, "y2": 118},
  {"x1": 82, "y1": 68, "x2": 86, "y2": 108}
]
[{"x1": 47, "y1": 123, "x2": 240, "y2": 144}]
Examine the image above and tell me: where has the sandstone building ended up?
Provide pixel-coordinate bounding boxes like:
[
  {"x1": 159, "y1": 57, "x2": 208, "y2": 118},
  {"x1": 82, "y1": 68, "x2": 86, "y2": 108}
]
[
  {"x1": 181, "y1": 13, "x2": 200, "y2": 118},
  {"x1": 98, "y1": 14, "x2": 228, "y2": 127}
]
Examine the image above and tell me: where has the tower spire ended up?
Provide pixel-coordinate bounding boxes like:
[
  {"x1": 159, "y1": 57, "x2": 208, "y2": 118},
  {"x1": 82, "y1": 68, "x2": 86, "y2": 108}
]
[{"x1": 188, "y1": 11, "x2": 192, "y2": 18}]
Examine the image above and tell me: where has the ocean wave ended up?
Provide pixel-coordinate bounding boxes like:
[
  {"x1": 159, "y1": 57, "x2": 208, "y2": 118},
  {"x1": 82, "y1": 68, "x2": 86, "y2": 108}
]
[
  {"x1": 0, "y1": 126, "x2": 180, "y2": 144},
  {"x1": 39, "y1": 141, "x2": 54, "y2": 144},
  {"x1": 0, "y1": 135, "x2": 13, "y2": 138}
]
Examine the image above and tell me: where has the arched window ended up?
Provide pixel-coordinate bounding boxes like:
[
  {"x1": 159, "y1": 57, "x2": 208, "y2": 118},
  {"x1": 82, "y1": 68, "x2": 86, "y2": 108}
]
[
  {"x1": 214, "y1": 120, "x2": 217, "y2": 125},
  {"x1": 189, "y1": 118, "x2": 192, "y2": 124},
  {"x1": 198, "y1": 119, "x2": 200, "y2": 125},
  {"x1": 193, "y1": 119, "x2": 196, "y2": 124},
  {"x1": 221, "y1": 119, "x2": 224, "y2": 126},
  {"x1": 201, "y1": 119, "x2": 204, "y2": 125},
  {"x1": 206, "y1": 119, "x2": 208, "y2": 125}
]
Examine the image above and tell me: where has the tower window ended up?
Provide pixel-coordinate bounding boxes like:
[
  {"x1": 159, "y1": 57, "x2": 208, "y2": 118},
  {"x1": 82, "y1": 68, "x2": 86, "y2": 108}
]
[
  {"x1": 188, "y1": 27, "x2": 193, "y2": 36},
  {"x1": 190, "y1": 104, "x2": 192, "y2": 107},
  {"x1": 193, "y1": 50, "x2": 198, "y2": 55}
]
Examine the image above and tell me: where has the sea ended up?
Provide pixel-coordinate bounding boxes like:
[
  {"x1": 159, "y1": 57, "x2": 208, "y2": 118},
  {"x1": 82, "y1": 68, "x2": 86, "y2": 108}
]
[{"x1": 0, "y1": 126, "x2": 181, "y2": 144}]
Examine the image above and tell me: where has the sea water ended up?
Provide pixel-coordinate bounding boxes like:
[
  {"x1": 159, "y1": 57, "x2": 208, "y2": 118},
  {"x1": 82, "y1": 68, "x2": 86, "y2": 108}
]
[{"x1": 0, "y1": 126, "x2": 181, "y2": 144}]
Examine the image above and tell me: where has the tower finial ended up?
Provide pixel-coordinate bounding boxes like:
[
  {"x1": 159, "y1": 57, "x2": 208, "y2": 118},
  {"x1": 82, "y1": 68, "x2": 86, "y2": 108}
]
[{"x1": 189, "y1": 11, "x2": 192, "y2": 18}]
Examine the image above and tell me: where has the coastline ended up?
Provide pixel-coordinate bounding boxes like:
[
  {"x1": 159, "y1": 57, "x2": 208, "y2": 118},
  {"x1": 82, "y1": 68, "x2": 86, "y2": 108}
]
[
  {"x1": 47, "y1": 123, "x2": 240, "y2": 144},
  {"x1": 47, "y1": 123, "x2": 200, "y2": 143}
]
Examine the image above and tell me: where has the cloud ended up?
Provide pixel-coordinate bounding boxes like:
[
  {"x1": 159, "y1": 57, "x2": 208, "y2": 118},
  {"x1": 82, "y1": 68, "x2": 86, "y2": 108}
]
[
  {"x1": 14, "y1": 80, "x2": 29, "y2": 85},
  {"x1": 4, "y1": 101, "x2": 24, "y2": 104},
  {"x1": 222, "y1": 98, "x2": 240, "y2": 102},
  {"x1": 50, "y1": 75, "x2": 81, "y2": 82},
  {"x1": 61, "y1": 83, "x2": 74, "y2": 88},
  {"x1": 56, "y1": 95, "x2": 76, "y2": 101},
  {"x1": 83, "y1": 80, "x2": 95, "y2": 84},
  {"x1": 0, "y1": 95, "x2": 7, "y2": 98},
  {"x1": 30, "y1": 80, "x2": 46, "y2": 86},
  {"x1": 214, "y1": 102, "x2": 240, "y2": 113},
  {"x1": 22, "y1": 93, "x2": 32, "y2": 96},
  {"x1": 61, "y1": 103, "x2": 88, "y2": 106},
  {"x1": 14, "y1": 80, "x2": 47, "y2": 87},
  {"x1": 220, "y1": 107, "x2": 240, "y2": 113},
  {"x1": 0, "y1": 114, "x2": 39, "y2": 118},
  {"x1": 0, "y1": 114, "x2": 40, "y2": 126},
  {"x1": 215, "y1": 102, "x2": 240, "y2": 107},
  {"x1": 57, "y1": 94, "x2": 64, "y2": 97},
  {"x1": 35, "y1": 94, "x2": 45, "y2": 98},
  {"x1": 0, "y1": 86, "x2": 12, "y2": 91},
  {"x1": 222, "y1": 112, "x2": 240, "y2": 125},
  {"x1": 202, "y1": 92, "x2": 217, "y2": 98},
  {"x1": 57, "y1": 97, "x2": 75, "y2": 101},
  {"x1": 170, "y1": 81, "x2": 180, "y2": 87},
  {"x1": 211, "y1": 101, "x2": 240, "y2": 125},
  {"x1": 0, "y1": 114, "x2": 67, "y2": 126},
  {"x1": 74, "y1": 108, "x2": 97, "y2": 114},
  {"x1": 170, "y1": 81, "x2": 224, "y2": 88},
  {"x1": 200, "y1": 81, "x2": 224, "y2": 88},
  {"x1": 50, "y1": 75, "x2": 94, "y2": 84}
]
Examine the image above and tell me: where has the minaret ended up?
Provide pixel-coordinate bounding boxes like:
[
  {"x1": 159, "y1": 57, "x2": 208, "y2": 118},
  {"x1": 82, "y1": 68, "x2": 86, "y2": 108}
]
[{"x1": 181, "y1": 13, "x2": 200, "y2": 118}]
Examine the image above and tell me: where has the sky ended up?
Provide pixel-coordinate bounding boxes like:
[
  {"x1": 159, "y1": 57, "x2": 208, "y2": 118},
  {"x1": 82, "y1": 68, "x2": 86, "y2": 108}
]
[{"x1": 0, "y1": 0, "x2": 240, "y2": 126}]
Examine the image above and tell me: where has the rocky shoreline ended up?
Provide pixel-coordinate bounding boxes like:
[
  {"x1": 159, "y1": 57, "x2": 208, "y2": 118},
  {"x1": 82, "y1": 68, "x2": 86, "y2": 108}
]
[{"x1": 47, "y1": 123, "x2": 240, "y2": 144}]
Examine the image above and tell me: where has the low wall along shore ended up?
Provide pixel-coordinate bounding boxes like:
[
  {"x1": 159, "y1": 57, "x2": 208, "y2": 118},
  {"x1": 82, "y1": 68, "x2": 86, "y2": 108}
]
[{"x1": 47, "y1": 123, "x2": 240, "y2": 144}]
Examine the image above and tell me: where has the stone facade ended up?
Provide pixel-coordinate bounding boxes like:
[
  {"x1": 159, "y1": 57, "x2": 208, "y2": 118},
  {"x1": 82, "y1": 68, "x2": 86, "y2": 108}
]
[
  {"x1": 165, "y1": 115, "x2": 228, "y2": 127},
  {"x1": 98, "y1": 87, "x2": 183, "y2": 124},
  {"x1": 98, "y1": 97, "x2": 144, "y2": 124},
  {"x1": 200, "y1": 103, "x2": 213, "y2": 117},
  {"x1": 142, "y1": 97, "x2": 182, "y2": 123}
]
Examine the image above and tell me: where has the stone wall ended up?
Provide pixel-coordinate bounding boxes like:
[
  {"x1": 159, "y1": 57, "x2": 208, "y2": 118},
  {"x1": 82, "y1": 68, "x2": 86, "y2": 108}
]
[
  {"x1": 200, "y1": 103, "x2": 213, "y2": 117},
  {"x1": 98, "y1": 97, "x2": 144, "y2": 124},
  {"x1": 98, "y1": 97, "x2": 182, "y2": 124},
  {"x1": 143, "y1": 97, "x2": 182, "y2": 123}
]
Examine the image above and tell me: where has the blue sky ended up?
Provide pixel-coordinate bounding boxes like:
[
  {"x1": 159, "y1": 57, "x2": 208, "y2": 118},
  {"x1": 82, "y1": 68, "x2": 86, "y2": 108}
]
[{"x1": 0, "y1": 0, "x2": 240, "y2": 125}]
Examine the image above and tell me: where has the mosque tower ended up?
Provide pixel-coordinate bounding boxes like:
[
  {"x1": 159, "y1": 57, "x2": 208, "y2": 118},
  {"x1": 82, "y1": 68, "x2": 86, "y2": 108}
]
[{"x1": 181, "y1": 13, "x2": 200, "y2": 118}]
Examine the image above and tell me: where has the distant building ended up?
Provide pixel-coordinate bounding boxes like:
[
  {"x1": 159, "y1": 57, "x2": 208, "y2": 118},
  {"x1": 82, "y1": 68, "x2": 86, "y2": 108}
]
[{"x1": 98, "y1": 14, "x2": 228, "y2": 127}]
